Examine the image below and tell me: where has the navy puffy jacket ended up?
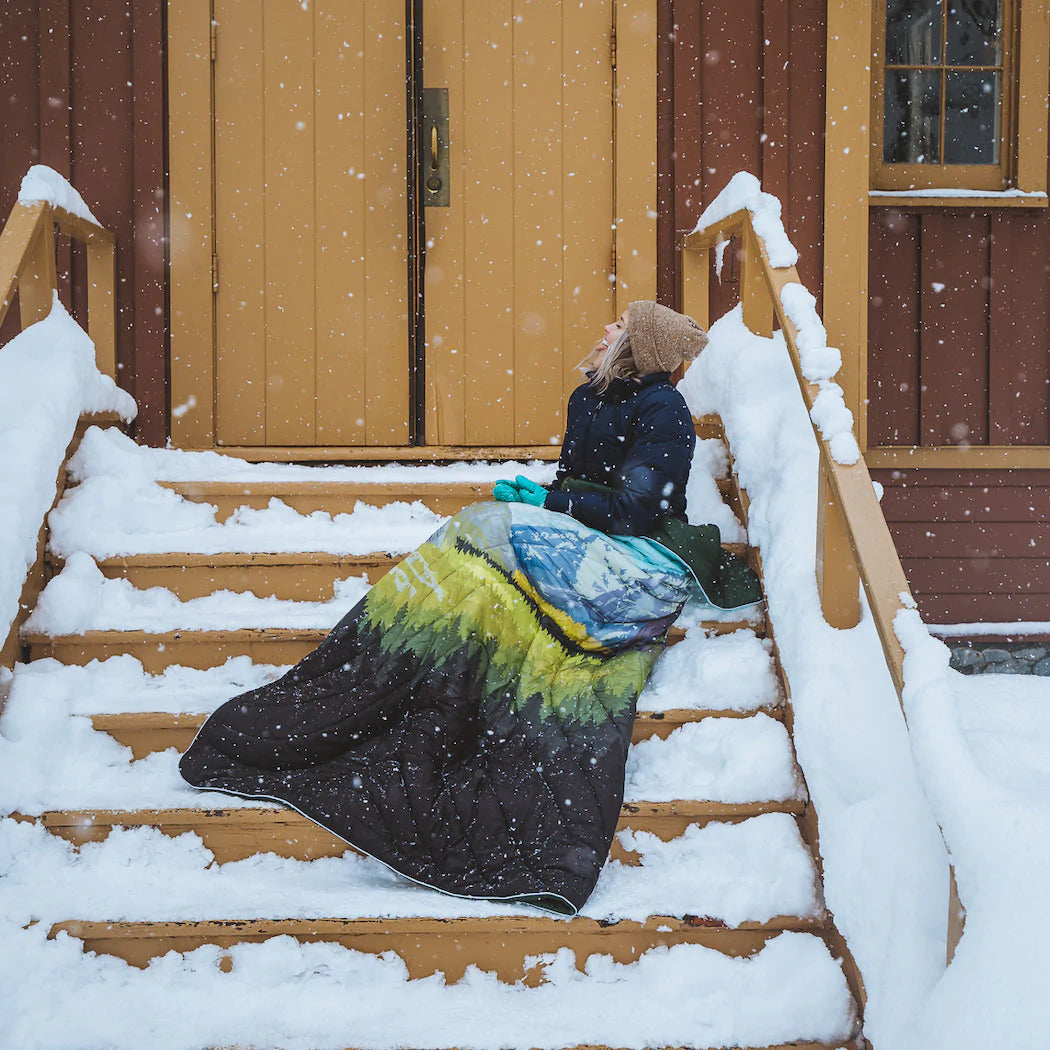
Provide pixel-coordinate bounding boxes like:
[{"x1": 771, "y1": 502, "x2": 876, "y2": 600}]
[{"x1": 543, "y1": 371, "x2": 696, "y2": 536}]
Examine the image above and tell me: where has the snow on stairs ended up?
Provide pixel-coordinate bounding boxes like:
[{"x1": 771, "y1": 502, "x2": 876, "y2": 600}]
[{"x1": 5, "y1": 421, "x2": 864, "y2": 1048}]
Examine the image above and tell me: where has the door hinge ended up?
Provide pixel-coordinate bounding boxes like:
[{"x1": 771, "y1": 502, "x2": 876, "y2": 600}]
[
  {"x1": 610, "y1": 243, "x2": 617, "y2": 278},
  {"x1": 610, "y1": 27, "x2": 617, "y2": 69},
  {"x1": 211, "y1": 253, "x2": 219, "y2": 293},
  {"x1": 210, "y1": 21, "x2": 218, "y2": 62}
]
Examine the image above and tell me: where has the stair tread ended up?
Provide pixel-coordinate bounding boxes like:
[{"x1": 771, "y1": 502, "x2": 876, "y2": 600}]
[
  {"x1": 86, "y1": 705, "x2": 785, "y2": 756},
  {"x1": 64, "y1": 539, "x2": 751, "y2": 564}
]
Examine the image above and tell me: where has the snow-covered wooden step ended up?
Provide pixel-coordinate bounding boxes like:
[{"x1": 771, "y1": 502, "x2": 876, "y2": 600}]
[
  {"x1": 51, "y1": 914, "x2": 827, "y2": 976},
  {"x1": 64, "y1": 540, "x2": 752, "y2": 601},
  {"x1": 33, "y1": 929, "x2": 858, "y2": 1048},
  {"x1": 20, "y1": 800, "x2": 808, "y2": 865},
  {"x1": 87, "y1": 705, "x2": 784, "y2": 759},
  {"x1": 159, "y1": 476, "x2": 737, "y2": 521},
  {"x1": 24, "y1": 619, "x2": 763, "y2": 671}
]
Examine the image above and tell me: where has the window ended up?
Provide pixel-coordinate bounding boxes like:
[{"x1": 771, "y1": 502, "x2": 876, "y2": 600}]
[{"x1": 872, "y1": 0, "x2": 1020, "y2": 191}]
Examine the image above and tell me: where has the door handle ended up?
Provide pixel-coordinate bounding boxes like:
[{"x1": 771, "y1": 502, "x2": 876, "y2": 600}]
[{"x1": 423, "y1": 88, "x2": 450, "y2": 207}]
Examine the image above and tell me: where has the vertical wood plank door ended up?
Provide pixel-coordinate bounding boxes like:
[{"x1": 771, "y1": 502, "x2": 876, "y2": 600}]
[
  {"x1": 423, "y1": 0, "x2": 616, "y2": 447},
  {"x1": 212, "y1": 0, "x2": 410, "y2": 447}
]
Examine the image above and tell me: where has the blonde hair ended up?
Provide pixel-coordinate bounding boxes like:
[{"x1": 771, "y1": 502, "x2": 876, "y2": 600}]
[{"x1": 584, "y1": 327, "x2": 640, "y2": 394}]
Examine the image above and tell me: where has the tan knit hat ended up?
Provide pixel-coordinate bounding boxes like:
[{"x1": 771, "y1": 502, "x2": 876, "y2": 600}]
[{"x1": 628, "y1": 301, "x2": 708, "y2": 375}]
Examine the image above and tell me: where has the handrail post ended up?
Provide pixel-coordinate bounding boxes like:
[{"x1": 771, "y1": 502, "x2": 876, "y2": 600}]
[
  {"x1": 679, "y1": 244, "x2": 710, "y2": 329},
  {"x1": 18, "y1": 204, "x2": 56, "y2": 328},
  {"x1": 87, "y1": 233, "x2": 117, "y2": 380},
  {"x1": 739, "y1": 224, "x2": 773, "y2": 338},
  {"x1": 816, "y1": 465, "x2": 862, "y2": 628}
]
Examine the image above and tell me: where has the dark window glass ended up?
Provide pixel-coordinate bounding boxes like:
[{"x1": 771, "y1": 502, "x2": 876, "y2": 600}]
[
  {"x1": 945, "y1": 70, "x2": 1000, "y2": 162},
  {"x1": 885, "y1": 70, "x2": 942, "y2": 162},
  {"x1": 946, "y1": 0, "x2": 1000, "y2": 65},
  {"x1": 886, "y1": 0, "x2": 942, "y2": 64}
]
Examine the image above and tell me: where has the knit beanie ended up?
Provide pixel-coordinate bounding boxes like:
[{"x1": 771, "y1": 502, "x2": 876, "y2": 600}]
[{"x1": 628, "y1": 301, "x2": 708, "y2": 374}]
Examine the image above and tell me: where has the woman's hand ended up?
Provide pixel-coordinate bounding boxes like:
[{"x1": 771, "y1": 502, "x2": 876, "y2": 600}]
[{"x1": 492, "y1": 477, "x2": 548, "y2": 508}]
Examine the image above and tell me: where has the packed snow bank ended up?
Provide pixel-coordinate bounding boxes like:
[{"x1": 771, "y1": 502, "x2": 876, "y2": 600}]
[
  {"x1": 691, "y1": 172, "x2": 860, "y2": 465},
  {"x1": 681, "y1": 307, "x2": 949, "y2": 1048},
  {"x1": 71, "y1": 424, "x2": 557, "y2": 484},
  {"x1": 0, "y1": 924, "x2": 854, "y2": 1050},
  {"x1": 893, "y1": 616, "x2": 1050, "y2": 1050},
  {"x1": 53, "y1": 428, "x2": 741, "y2": 556},
  {"x1": 0, "y1": 813, "x2": 820, "y2": 927},
  {"x1": 0, "y1": 299, "x2": 135, "y2": 655},
  {"x1": 694, "y1": 171, "x2": 799, "y2": 269},
  {"x1": 18, "y1": 164, "x2": 100, "y2": 224},
  {"x1": 22, "y1": 553, "x2": 370, "y2": 635}
]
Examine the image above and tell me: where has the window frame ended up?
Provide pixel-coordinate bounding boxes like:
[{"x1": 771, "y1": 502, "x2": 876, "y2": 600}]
[{"x1": 871, "y1": 0, "x2": 1019, "y2": 192}]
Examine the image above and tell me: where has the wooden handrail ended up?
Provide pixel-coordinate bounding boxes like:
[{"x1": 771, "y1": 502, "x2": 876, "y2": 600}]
[
  {"x1": 0, "y1": 199, "x2": 116, "y2": 379},
  {"x1": 681, "y1": 207, "x2": 964, "y2": 964}
]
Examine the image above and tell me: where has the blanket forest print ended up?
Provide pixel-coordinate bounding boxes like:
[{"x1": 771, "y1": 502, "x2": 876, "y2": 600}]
[{"x1": 181, "y1": 502, "x2": 694, "y2": 913}]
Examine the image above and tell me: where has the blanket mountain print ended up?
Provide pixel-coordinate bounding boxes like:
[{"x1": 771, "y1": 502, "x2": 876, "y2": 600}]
[{"x1": 180, "y1": 502, "x2": 695, "y2": 913}]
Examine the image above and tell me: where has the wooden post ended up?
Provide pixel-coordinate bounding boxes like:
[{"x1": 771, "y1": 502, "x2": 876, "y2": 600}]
[
  {"x1": 87, "y1": 233, "x2": 117, "y2": 379},
  {"x1": 816, "y1": 466, "x2": 861, "y2": 628},
  {"x1": 679, "y1": 244, "x2": 709, "y2": 329},
  {"x1": 947, "y1": 864, "x2": 965, "y2": 963},
  {"x1": 739, "y1": 225, "x2": 773, "y2": 338},
  {"x1": 18, "y1": 207, "x2": 57, "y2": 328}
]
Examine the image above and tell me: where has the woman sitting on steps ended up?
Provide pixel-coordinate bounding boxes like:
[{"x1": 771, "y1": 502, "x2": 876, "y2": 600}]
[{"x1": 180, "y1": 301, "x2": 761, "y2": 915}]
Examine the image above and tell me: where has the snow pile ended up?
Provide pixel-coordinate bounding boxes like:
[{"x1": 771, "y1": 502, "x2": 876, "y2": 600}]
[
  {"x1": 778, "y1": 283, "x2": 860, "y2": 466},
  {"x1": 9, "y1": 656, "x2": 287, "y2": 716},
  {"x1": 639, "y1": 628, "x2": 780, "y2": 712},
  {"x1": 0, "y1": 812, "x2": 819, "y2": 927},
  {"x1": 0, "y1": 683, "x2": 790, "y2": 814},
  {"x1": 71, "y1": 424, "x2": 557, "y2": 485},
  {"x1": 52, "y1": 427, "x2": 739, "y2": 557},
  {"x1": 22, "y1": 553, "x2": 370, "y2": 636},
  {"x1": 692, "y1": 173, "x2": 860, "y2": 465},
  {"x1": 0, "y1": 924, "x2": 854, "y2": 1049},
  {"x1": 624, "y1": 715, "x2": 803, "y2": 803},
  {"x1": 681, "y1": 307, "x2": 950, "y2": 1047},
  {"x1": 892, "y1": 613, "x2": 1050, "y2": 1048},
  {"x1": 49, "y1": 480, "x2": 448, "y2": 558},
  {"x1": 693, "y1": 171, "x2": 799, "y2": 269},
  {"x1": 0, "y1": 299, "x2": 135, "y2": 654},
  {"x1": 18, "y1": 164, "x2": 100, "y2": 224}
]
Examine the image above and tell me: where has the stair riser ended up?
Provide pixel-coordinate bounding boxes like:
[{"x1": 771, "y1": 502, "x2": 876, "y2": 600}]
[
  {"x1": 84, "y1": 535, "x2": 750, "y2": 602},
  {"x1": 26, "y1": 621, "x2": 762, "y2": 672},
  {"x1": 50, "y1": 915, "x2": 804, "y2": 979},
  {"x1": 29, "y1": 804, "x2": 805, "y2": 867},
  {"x1": 99, "y1": 558, "x2": 397, "y2": 600},
  {"x1": 89, "y1": 708, "x2": 783, "y2": 759},
  {"x1": 157, "y1": 476, "x2": 737, "y2": 523}
]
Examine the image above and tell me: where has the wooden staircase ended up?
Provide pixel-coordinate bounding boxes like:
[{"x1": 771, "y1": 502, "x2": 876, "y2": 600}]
[{"x1": 8, "y1": 419, "x2": 864, "y2": 1048}]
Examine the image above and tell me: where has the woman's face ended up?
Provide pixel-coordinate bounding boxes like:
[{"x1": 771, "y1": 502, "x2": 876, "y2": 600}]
[{"x1": 592, "y1": 309, "x2": 629, "y2": 366}]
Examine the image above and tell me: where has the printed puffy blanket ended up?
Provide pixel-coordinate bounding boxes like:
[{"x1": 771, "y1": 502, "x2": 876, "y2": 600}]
[{"x1": 180, "y1": 502, "x2": 694, "y2": 914}]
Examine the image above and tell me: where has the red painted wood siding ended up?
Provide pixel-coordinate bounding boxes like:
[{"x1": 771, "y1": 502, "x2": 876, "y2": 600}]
[
  {"x1": 657, "y1": 0, "x2": 826, "y2": 316},
  {"x1": 868, "y1": 205, "x2": 1050, "y2": 447},
  {"x1": 0, "y1": 0, "x2": 167, "y2": 446},
  {"x1": 873, "y1": 469, "x2": 1050, "y2": 624}
]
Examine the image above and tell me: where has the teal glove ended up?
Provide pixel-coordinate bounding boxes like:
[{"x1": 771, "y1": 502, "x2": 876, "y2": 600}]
[
  {"x1": 514, "y1": 475, "x2": 548, "y2": 508},
  {"x1": 492, "y1": 480, "x2": 520, "y2": 502}
]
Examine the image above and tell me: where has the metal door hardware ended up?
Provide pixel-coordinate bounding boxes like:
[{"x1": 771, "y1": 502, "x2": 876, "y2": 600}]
[{"x1": 423, "y1": 88, "x2": 450, "y2": 207}]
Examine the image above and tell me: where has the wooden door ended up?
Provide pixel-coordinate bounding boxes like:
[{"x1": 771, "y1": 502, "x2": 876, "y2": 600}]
[
  {"x1": 200, "y1": 0, "x2": 615, "y2": 450},
  {"x1": 211, "y1": 0, "x2": 411, "y2": 447},
  {"x1": 422, "y1": 0, "x2": 616, "y2": 446}
]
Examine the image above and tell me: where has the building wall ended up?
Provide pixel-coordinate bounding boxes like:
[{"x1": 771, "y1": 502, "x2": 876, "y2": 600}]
[
  {"x1": 657, "y1": 0, "x2": 826, "y2": 315},
  {"x1": 867, "y1": 151, "x2": 1050, "y2": 624},
  {"x1": 0, "y1": 0, "x2": 168, "y2": 446},
  {"x1": 2, "y1": 0, "x2": 1044, "y2": 625}
]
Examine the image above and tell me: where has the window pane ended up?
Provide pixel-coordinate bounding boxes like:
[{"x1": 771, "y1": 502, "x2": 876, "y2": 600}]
[
  {"x1": 884, "y1": 70, "x2": 942, "y2": 162},
  {"x1": 945, "y1": 70, "x2": 1000, "y2": 162},
  {"x1": 946, "y1": 0, "x2": 1000, "y2": 65},
  {"x1": 886, "y1": 0, "x2": 942, "y2": 64}
]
